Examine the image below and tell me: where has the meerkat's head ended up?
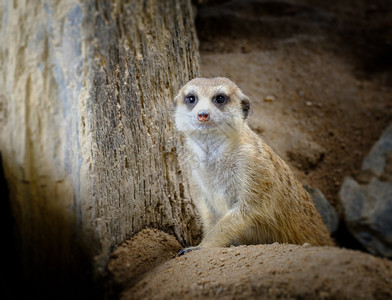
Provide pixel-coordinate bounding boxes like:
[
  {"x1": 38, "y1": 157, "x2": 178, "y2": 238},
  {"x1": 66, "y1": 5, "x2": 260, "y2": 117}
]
[{"x1": 173, "y1": 77, "x2": 250, "y2": 137}]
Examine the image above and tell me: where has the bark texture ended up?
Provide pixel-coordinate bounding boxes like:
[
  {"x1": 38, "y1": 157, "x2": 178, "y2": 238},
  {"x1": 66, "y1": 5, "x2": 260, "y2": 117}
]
[{"x1": 0, "y1": 0, "x2": 200, "y2": 294}]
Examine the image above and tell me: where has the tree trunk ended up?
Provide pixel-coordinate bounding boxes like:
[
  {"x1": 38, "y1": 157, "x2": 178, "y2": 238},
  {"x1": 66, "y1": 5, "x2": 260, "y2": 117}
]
[{"x1": 0, "y1": 0, "x2": 200, "y2": 296}]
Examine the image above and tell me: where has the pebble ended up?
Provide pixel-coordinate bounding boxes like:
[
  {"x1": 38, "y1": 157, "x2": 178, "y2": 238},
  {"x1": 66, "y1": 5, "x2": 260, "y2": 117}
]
[{"x1": 264, "y1": 95, "x2": 276, "y2": 102}]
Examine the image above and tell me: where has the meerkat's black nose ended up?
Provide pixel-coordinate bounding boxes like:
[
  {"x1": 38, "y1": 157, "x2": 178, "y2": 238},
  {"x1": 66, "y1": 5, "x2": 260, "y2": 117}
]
[{"x1": 198, "y1": 112, "x2": 210, "y2": 122}]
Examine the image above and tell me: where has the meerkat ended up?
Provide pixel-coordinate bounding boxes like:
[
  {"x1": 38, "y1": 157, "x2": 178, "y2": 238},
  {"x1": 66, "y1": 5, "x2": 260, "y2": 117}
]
[{"x1": 174, "y1": 77, "x2": 334, "y2": 254}]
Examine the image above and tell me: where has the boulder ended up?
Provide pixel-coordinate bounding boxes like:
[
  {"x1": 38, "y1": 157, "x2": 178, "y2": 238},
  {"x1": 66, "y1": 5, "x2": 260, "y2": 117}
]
[
  {"x1": 339, "y1": 124, "x2": 392, "y2": 258},
  {"x1": 362, "y1": 124, "x2": 392, "y2": 179}
]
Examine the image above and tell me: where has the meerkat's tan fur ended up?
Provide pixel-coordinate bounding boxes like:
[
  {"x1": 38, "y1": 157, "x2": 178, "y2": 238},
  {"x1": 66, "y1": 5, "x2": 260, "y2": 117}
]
[{"x1": 174, "y1": 77, "x2": 334, "y2": 250}]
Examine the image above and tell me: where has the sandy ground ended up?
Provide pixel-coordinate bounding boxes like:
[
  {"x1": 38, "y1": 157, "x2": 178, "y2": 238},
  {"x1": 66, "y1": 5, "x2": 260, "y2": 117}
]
[
  {"x1": 106, "y1": 1, "x2": 392, "y2": 299},
  {"x1": 107, "y1": 228, "x2": 392, "y2": 300}
]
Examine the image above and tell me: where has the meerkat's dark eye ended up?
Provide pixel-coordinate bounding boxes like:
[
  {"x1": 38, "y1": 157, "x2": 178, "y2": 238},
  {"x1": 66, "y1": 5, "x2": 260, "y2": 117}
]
[
  {"x1": 185, "y1": 95, "x2": 197, "y2": 105},
  {"x1": 214, "y1": 94, "x2": 228, "y2": 105}
]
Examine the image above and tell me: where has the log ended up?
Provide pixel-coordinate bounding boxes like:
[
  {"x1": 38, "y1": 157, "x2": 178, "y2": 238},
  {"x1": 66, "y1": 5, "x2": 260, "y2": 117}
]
[{"x1": 0, "y1": 0, "x2": 200, "y2": 295}]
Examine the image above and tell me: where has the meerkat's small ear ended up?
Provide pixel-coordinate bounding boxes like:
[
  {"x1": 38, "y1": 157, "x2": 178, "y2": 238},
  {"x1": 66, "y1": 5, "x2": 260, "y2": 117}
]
[{"x1": 240, "y1": 95, "x2": 250, "y2": 119}]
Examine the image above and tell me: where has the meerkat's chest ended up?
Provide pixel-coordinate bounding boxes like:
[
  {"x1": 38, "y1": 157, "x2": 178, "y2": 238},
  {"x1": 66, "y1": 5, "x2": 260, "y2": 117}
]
[
  {"x1": 191, "y1": 152, "x2": 241, "y2": 215},
  {"x1": 186, "y1": 136, "x2": 244, "y2": 213}
]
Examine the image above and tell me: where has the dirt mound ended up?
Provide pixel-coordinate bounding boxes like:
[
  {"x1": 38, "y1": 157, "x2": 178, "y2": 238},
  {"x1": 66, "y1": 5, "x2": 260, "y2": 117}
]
[
  {"x1": 106, "y1": 228, "x2": 182, "y2": 297},
  {"x1": 107, "y1": 228, "x2": 392, "y2": 300}
]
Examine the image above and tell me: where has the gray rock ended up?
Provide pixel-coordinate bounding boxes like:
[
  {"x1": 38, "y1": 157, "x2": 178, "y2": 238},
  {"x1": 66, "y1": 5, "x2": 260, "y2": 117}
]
[
  {"x1": 339, "y1": 124, "x2": 392, "y2": 258},
  {"x1": 362, "y1": 124, "x2": 392, "y2": 177},
  {"x1": 304, "y1": 185, "x2": 339, "y2": 234},
  {"x1": 339, "y1": 177, "x2": 392, "y2": 258}
]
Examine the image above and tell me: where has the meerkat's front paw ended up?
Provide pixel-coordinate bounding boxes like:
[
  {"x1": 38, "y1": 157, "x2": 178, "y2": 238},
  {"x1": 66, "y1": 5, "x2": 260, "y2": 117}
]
[{"x1": 176, "y1": 246, "x2": 201, "y2": 256}]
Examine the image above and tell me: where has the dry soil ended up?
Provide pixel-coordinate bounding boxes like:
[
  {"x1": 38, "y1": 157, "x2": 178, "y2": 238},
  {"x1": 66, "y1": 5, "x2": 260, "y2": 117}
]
[{"x1": 107, "y1": 228, "x2": 392, "y2": 300}]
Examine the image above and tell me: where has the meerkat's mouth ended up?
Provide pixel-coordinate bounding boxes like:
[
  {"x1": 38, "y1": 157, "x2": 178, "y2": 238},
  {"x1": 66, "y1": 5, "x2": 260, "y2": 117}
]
[{"x1": 193, "y1": 122, "x2": 214, "y2": 130}]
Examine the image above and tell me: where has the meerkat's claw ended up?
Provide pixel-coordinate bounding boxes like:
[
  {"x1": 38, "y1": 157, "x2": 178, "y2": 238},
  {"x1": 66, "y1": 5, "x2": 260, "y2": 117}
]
[
  {"x1": 177, "y1": 247, "x2": 200, "y2": 256},
  {"x1": 176, "y1": 249, "x2": 187, "y2": 256}
]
